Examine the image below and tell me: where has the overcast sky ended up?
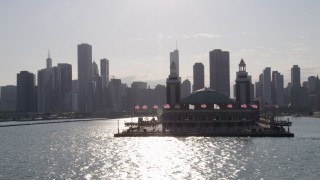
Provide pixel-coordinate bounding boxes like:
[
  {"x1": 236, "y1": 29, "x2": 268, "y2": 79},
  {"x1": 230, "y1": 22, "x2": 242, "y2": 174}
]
[{"x1": 1, "y1": 0, "x2": 320, "y2": 91}]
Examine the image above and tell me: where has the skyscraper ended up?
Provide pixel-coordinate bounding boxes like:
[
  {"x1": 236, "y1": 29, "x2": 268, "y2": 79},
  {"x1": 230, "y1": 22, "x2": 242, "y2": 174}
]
[
  {"x1": 17, "y1": 71, "x2": 37, "y2": 112},
  {"x1": 170, "y1": 49, "x2": 179, "y2": 77},
  {"x1": 93, "y1": 76, "x2": 103, "y2": 112},
  {"x1": 38, "y1": 53, "x2": 54, "y2": 112},
  {"x1": 37, "y1": 68, "x2": 54, "y2": 112},
  {"x1": 255, "y1": 74, "x2": 263, "y2": 99},
  {"x1": 271, "y1": 71, "x2": 284, "y2": 106},
  {"x1": 154, "y1": 84, "x2": 166, "y2": 107},
  {"x1": 78, "y1": 43, "x2": 93, "y2": 112},
  {"x1": 71, "y1": 80, "x2": 79, "y2": 112},
  {"x1": 308, "y1": 76, "x2": 320, "y2": 111},
  {"x1": 100, "y1": 58, "x2": 109, "y2": 88},
  {"x1": 92, "y1": 61, "x2": 99, "y2": 78},
  {"x1": 262, "y1": 67, "x2": 272, "y2": 105},
  {"x1": 0, "y1": 85, "x2": 17, "y2": 112},
  {"x1": 209, "y1": 49, "x2": 230, "y2": 96},
  {"x1": 110, "y1": 78, "x2": 123, "y2": 112},
  {"x1": 291, "y1": 65, "x2": 301, "y2": 87},
  {"x1": 181, "y1": 79, "x2": 191, "y2": 99},
  {"x1": 46, "y1": 51, "x2": 52, "y2": 69},
  {"x1": 290, "y1": 65, "x2": 308, "y2": 108},
  {"x1": 86, "y1": 81, "x2": 96, "y2": 112},
  {"x1": 193, "y1": 62, "x2": 204, "y2": 92},
  {"x1": 38, "y1": 53, "x2": 72, "y2": 113},
  {"x1": 57, "y1": 63, "x2": 72, "y2": 112},
  {"x1": 308, "y1": 76, "x2": 318, "y2": 94},
  {"x1": 100, "y1": 58, "x2": 110, "y2": 112}
]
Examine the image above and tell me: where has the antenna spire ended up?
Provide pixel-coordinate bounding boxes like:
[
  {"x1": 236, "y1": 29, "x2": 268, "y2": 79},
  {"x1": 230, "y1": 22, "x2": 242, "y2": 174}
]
[
  {"x1": 176, "y1": 40, "x2": 178, "y2": 50},
  {"x1": 48, "y1": 50, "x2": 51, "y2": 58}
]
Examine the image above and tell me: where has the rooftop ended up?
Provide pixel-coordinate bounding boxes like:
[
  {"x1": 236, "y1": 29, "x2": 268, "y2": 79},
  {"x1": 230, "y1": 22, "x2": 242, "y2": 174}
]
[{"x1": 180, "y1": 88, "x2": 233, "y2": 104}]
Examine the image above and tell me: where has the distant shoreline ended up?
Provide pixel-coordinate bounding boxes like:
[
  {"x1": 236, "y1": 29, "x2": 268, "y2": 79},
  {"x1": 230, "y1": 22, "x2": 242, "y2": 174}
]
[{"x1": 0, "y1": 118, "x2": 109, "y2": 127}]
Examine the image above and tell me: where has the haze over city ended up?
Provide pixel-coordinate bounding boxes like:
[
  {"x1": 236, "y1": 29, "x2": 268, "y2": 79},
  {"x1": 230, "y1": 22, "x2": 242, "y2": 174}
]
[
  {"x1": 1, "y1": 0, "x2": 320, "y2": 89},
  {"x1": 3, "y1": 1, "x2": 320, "y2": 179}
]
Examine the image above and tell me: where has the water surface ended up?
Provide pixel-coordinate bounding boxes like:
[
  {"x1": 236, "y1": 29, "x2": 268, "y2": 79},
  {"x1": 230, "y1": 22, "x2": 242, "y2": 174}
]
[{"x1": 0, "y1": 117, "x2": 319, "y2": 179}]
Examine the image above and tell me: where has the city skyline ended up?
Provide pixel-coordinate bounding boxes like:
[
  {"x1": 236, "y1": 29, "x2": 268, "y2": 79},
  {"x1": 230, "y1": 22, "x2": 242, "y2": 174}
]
[{"x1": 1, "y1": 0, "x2": 320, "y2": 88}]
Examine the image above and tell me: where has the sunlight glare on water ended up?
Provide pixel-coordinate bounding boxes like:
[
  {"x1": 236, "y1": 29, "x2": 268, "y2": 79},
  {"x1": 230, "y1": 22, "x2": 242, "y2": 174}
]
[
  {"x1": 1, "y1": 117, "x2": 320, "y2": 179},
  {"x1": 112, "y1": 137, "x2": 252, "y2": 179},
  {"x1": 134, "y1": 138, "x2": 187, "y2": 179}
]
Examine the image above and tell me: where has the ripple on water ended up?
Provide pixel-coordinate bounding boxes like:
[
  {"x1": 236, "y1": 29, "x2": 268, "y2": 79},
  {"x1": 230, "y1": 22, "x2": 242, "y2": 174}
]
[{"x1": 1, "y1": 118, "x2": 320, "y2": 179}]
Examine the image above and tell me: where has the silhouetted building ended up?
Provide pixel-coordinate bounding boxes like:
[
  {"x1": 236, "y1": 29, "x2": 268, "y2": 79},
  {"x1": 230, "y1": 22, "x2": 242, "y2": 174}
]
[
  {"x1": 128, "y1": 81, "x2": 148, "y2": 110},
  {"x1": 193, "y1": 62, "x2": 204, "y2": 92},
  {"x1": 110, "y1": 79, "x2": 124, "y2": 112},
  {"x1": 100, "y1": 58, "x2": 110, "y2": 112},
  {"x1": 166, "y1": 62, "x2": 181, "y2": 107},
  {"x1": 308, "y1": 76, "x2": 320, "y2": 111},
  {"x1": 78, "y1": 43, "x2": 93, "y2": 112},
  {"x1": 235, "y1": 59, "x2": 252, "y2": 104},
  {"x1": 38, "y1": 59, "x2": 72, "y2": 113},
  {"x1": 46, "y1": 51, "x2": 52, "y2": 69},
  {"x1": 308, "y1": 76, "x2": 317, "y2": 94},
  {"x1": 262, "y1": 67, "x2": 272, "y2": 105},
  {"x1": 131, "y1": 81, "x2": 147, "y2": 89},
  {"x1": 250, "y1": 78, "x2": 254, "y2": 101},
  {"x1": 17, "y1": 71, "x2": 37, "y2": 112},
  {"x1": 126, "y1": 82, "x2": 160, "y2": 111},
  {"x1": 72, "y1": 80, "x2": 79, "y2": 112},
  {"x1": 126, "y1": 84, "x2": 167, "y2": 111},
  {"x1": 181, "y1": 79, "x2": 191, "y2": 99},
  {"x1": 290, "y1": 65, "x2": 308, "y2": 109},
  {"x1": 154, "y1": 84, "x2": 166, "y2": 106},
  {"x1": 37, "y1": 68, "x2": 54, "y2": 112},
  {"x1": 90, "y1": 62, "x2": 103, "y2": 112},
  {"x1": 255, "y1": 81, "x2": 262, "y2": 99},
  {"x1": 0, "y1": 85, "x2": 17, "y2": 112},
  {"x1": 209, "y1": 49, "x2": 230, "y2": 96},
  {"x1": 92, "y1": 61, "x2": 99, "y2": 78},
  {"x1": 291, "y1": 65, "x2": 301, "y2": 87},
  {"x1": 284, "y1": 82, "x2": 292, "y2": 105},
  {"x1": 38, "y1": 54, "x2": 54, "y2": 113},
  {"x1": 291, "y1": 86, "x2": 309, "y2": 109},
  {"x1": 100, "y1": 58, "x2": 109, "y2": 88},
  {"x1": 302, "y1": 81, "x2": 308, "y2": 88},
  {"x1": 93, "y1": 76, "x2": 103, "y2": 112},
  {"x1": 57, "y1": 63, "x2": 72, "y2": 112},
  {"x1": 255, "y1": 74, "x2": 263, "y2": 99},
  {"x1": 170, "y1": 49, "x2": 179, "y2": 77},
  {"x1": 271, "y1": 71, "x2": 284, "y2": 106},
  {"x1": 86, "y1": 81, "x2": 96, "y2": 113}
]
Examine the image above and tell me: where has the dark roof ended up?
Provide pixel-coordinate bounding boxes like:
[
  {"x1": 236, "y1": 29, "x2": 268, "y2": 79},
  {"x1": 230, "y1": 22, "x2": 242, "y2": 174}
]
[
  {"x1": 239, "y1": 59, "x2": 246, "y2": 66},
  {"x1": 180, "y1": 87, "x2": 233, "y2": 104}
]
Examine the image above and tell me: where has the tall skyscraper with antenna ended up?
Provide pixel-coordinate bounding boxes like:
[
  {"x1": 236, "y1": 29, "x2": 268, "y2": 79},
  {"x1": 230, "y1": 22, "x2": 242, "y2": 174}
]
[
  {"x1": 170, "y1": 44, "x2": 179, "y2": 77},
  {"x1": 46, "y1": 50, "x2": 52, "y2": 69}
]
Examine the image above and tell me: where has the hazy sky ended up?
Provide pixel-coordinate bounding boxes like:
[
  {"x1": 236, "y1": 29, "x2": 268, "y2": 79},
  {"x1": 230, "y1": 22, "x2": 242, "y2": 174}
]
[{"x1": 1, "y1": 0, "x2": 320, "y2": 91}]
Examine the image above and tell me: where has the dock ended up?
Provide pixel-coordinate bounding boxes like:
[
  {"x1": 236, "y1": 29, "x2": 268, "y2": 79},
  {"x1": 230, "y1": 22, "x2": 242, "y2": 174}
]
[
  {"x1": 114, "y1": 117, "x2": 294, "y2": 137},
  {"x1": 114, "y1": 132, "x2": 294, "y2": 137}
]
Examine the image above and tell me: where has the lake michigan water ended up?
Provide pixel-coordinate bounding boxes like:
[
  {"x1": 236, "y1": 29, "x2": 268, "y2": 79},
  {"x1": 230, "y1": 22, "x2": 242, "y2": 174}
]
[{"x1": 0, "y1": 116, "x2": 320, "y2": 179}]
